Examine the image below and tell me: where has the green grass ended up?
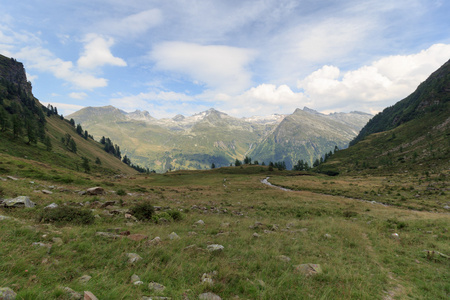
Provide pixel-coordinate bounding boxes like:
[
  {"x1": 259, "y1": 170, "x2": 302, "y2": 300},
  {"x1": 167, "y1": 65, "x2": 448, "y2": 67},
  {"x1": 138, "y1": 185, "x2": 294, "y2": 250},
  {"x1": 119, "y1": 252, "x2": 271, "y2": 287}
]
[{"x1": 0, "y1": 162, "x2": 449, "y2": 299}]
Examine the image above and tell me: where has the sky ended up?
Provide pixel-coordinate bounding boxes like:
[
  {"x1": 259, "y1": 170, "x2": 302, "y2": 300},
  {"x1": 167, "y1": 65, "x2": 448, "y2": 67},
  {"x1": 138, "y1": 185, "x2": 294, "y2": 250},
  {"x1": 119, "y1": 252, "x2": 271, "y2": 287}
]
[{"x1": 1, "y1": 0, "x2": 449, "y2": 118}]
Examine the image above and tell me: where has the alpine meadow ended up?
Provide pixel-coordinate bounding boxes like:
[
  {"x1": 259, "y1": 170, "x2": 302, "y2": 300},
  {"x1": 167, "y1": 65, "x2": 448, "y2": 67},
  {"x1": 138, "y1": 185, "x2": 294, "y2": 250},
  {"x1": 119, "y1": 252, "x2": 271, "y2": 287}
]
[{"x1": 1, "y1": 2, "x2": 450, "y2": 298}]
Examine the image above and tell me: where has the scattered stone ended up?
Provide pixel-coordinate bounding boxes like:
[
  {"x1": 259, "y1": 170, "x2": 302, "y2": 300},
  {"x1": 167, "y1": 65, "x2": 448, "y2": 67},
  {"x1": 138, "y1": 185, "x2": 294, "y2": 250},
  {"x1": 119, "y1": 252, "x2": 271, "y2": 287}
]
[
  {"x1": 86, "y1": 187, "x2": 105, "y2": 195},
  {"x1": 126, "y1": 253, "x2": 143, "y2": 264},
  {"x1": 32, "y1": 242, "x2": 52, "y2": 250},
  {"x1": 294, "y1": 263, "x2": 323, "y2": 276},
  {"x1": 168, "y1": 232, "x2": 180, "y2": 240},
  {"x1": 188, "y1": 231, "x2": 198, "y2": 236},
  {"x1": 148, "y1": 282, "x2": 166, "y2": 293},
  {"x1": 324, "y1": 233, "x2": 332, "y2": 239},
  {"x1": 299, "y1": 228, "x2": 308, "y2": 232},
  {"x1": 207, "y1": 244, "x2": 224, "y2": 253},
  {"x1": 41, "y1": 190, "x2": 53, "y2": 194},
  {"x1": 134, "y1": 281, "x2": 144, "y2": 286},
  {"x1": 6, "y1": 176, "x2": 18, "y2": 181},
  {"x1": 201, "y1": 271, "x2": 217, "y2": 286},
  {"x1": 131, "y1": 274, "x2": 141, "y2": 283},
  {"x1": 220, "y1": 222, "x2": 230, "y2": 228},
  {"x1": 3, "y1": 196, "x2": 36, "y2": 208},
  {"x1": 443, "y1": 205, "x2": 450, "y2": 210},
  {"x1": 0, "y1": 177, "x2": 6, "y2": 181},
  {"x1": 45, "y1": 203, "x2": 58, "y2": 209},
  {"x1": 277, "y1": 255, "x2": 291, "y2": 262},
  {"x1": 0, "y1": 215, "x2": 11, "y2": 221},
  {"x1": 263, "y1": 230, "x2": 275, "y2": 234},
  {"x1": 391, "y1": 233, "x2": 400, "y2": 240},
  {"x1": 198, "y1": 292, "x2": 222, "y2": 300},
  {"x1": 128, "y1": 234, "x2": 148, "y2": 242},
  {"x1": 142, "y1": 297, "x2": 171, "y2": 300},
  {"x1": 252, "y1": 233, "x2": 260, "y2": 238},
  {"x1": 52, "y1": 237, "x2": 63, "y2": 245},
  {"x1": 249, "y1": 222, "x2": 263, "y2": 229},
  {"x1": 100, "y1": 201, "x2": 116, "y2": 208},
  {"x1": 271, "y1": 224, "x2": 279, "y2": 231},
  {"x1": 84, "y1": 291, "x2": 98, "y2": 300},
  {"x1": 0, "y1": 287, "x2": 17, "y2": 300},
  {"x1": 95, "y1": 232, "x2": 121, "y2": 239},
  {"x1": 146, "y1": 237, "x2": 162, "y2": 246},
  {"x1": 194, "y1": 220, "x2": 205, "y2": 226},
  {"x1": 78, "y1": 275, "x2": 92, "y2": 283},
  {"x1": 60, "y1": 286, "x2": 82, "y2": 299},
  {"x1": 78, "y1": 191, "x2": 87, "y2": 196}
]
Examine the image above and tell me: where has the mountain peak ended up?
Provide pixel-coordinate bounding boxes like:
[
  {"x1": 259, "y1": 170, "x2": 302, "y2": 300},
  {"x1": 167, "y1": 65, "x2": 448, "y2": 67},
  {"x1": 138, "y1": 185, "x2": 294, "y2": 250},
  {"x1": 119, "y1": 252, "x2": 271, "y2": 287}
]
[{"x1": 302, "y1": 107, "x2": 322, "y2": 115}]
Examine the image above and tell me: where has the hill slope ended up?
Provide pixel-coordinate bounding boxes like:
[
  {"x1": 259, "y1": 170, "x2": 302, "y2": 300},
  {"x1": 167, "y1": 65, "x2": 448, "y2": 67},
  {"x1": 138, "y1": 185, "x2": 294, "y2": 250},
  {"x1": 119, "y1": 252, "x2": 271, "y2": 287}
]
[
  {"x1": 320, "y1": 59, "x2": 450, "y2": 175},
  {"x1": 0, "y1": 54, "x2": 136, "y2": 176}
]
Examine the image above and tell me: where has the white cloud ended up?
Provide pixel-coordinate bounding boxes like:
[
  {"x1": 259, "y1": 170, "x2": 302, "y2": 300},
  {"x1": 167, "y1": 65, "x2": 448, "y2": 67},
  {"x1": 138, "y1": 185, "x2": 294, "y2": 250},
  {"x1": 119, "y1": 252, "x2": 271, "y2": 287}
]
[
  {"x1": 150, "y1": 42, "x2": 256, "y2": 94},
  {"x1": 69, "y1": 92, "x2": 88, "y2": 100},
  {"x1": 77, "y1": 34, "x2": 126, "y2": 69},
  {"x1": 297, "y1": 43, "x2": 450, "y2": 112},
  {"x1": 98, "y1": 9, "x2": 162, "y2": 38}
]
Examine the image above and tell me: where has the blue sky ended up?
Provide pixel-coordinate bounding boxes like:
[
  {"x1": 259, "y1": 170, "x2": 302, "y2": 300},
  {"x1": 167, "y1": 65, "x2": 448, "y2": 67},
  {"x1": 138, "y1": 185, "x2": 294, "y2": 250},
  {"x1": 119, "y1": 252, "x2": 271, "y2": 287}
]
[{"x1": 1, "y1": 0, "x2": 449, "y2": 118}]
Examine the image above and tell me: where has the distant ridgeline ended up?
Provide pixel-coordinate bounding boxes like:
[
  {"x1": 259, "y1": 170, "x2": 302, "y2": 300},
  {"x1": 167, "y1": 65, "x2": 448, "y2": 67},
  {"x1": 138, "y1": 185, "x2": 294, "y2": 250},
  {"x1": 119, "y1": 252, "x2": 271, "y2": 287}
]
[
  {"x1": 0, "y1": 54, "x2": 148, "y2": 174},
  {"x1": 68, "y1": 105, "x2": 372, "y2": 172}
]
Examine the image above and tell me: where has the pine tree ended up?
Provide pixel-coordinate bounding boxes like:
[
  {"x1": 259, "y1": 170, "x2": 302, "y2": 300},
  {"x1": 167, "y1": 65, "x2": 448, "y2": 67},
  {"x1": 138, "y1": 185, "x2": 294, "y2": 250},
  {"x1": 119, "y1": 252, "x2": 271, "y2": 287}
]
[
  {"x1": 12, "y1": 115, "x2": 22, "y2": 139},
  {"x1": 44, "y1": 136, "x2": 52, "y2": 151},
  {"x1": 81, "y1": 157, "x2": 90, "y2": 173}
]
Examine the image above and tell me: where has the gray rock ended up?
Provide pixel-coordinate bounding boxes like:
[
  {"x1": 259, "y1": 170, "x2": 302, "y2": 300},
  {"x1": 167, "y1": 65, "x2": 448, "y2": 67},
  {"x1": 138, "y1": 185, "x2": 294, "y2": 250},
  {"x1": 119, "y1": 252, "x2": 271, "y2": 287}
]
[
  {"x1": 147, "y1": 236, "x2": 162, "y2": 246},
  {"x1": 324, "y1": 233, "x2": 332, "y2": 239},
  {"x1": 41, "y1": 190, "x2": 53, "y2": 194},
  {"x1": 86, "y1": 187, "x2": 105, "y2": 195},
  {"x1": 294, "y1": 263, "x2": 323, "y2": 276},
  {"x1": 60, "y1": 286, "x2": 82, "y2": 299},
  {"x1": 78, "y1": 274, "x2": 92, "y2": 283},
  {"x1": 207, "y1": 244, "x2": 224, "y2": 252},
  {"x1": 126, "y1": 253, "x2": 143, "y2": 264},
  {"x1": 84, "y1": 291, "x2": 98, "y2": 300},
  {"x1": 194, "y1": 220, "x2": 205, "y2": 226},
  {"x1": 131, "y1": 274, "x2": 141, "y2": 283},
  {"x1": 198, "y1": 292, "x2": 222, "y2": 300},
  {"x1": 52, "y1": 237, "x2": 63, "y2": 245},
  {"x1": 252, "y1": 233, "x2": 260, "y2": 238},
  {"x1": 45, "y1": 203, "x2": 58, "y2": 209},
  {"x1": 0, "y1": 287, "x2": 17, "y2": 300},
  {"x1": 277, "y1": 255, "x2": 291, "y2": 262},
  {"x1": 6, "y1": 176, "x2": 18, "y2": 181},
  {"x1": 148, "y1": 282, "x2": 166, "y2": 293},
  {"x1": 3, "y1": 196, "x2": 36, "y2": 208},
  {"x1": 168, "y1": 232, "x2": 180, "y2": 240},
  {"x1": 0, "y1": 215, "x2": 11, "y2": 221}
]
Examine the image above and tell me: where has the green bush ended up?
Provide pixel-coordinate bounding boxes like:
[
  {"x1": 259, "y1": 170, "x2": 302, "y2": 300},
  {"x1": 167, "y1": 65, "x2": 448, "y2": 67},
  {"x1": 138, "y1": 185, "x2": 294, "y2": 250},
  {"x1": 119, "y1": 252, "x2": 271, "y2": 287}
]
[
  {"x1": 130, "y1": 202, "x2": 155, "y2": 221},
  {"x1": 38, "y1": 206, "x2": 95, "y2": 225},
  {"x1": 117, "y1": 189, "x2": 127, "y2": 196},
  {"x1": 167, "y1": 210, "x2": 184, "y2": 221}
]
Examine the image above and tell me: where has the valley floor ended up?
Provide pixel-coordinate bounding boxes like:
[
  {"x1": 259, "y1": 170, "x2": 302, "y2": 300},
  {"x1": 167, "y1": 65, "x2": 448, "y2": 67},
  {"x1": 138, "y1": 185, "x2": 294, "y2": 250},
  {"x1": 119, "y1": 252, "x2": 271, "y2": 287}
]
[{"x1": 0, "y1": 167, "x2": 449, "y2": 299}]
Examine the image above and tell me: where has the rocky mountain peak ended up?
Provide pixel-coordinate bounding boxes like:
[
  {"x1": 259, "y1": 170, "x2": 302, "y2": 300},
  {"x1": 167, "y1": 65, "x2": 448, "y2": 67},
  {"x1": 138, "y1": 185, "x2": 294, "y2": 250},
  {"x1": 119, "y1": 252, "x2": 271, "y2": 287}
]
[{"x1": 0, "y1": 54, "x2": 33, "y2": 97}]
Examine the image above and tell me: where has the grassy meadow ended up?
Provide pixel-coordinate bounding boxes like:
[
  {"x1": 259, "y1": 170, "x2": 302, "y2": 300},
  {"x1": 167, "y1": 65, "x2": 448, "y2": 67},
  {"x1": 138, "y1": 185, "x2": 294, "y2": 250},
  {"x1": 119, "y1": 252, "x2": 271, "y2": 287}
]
[{"x1": 0, "y1": 164, "x2": 449, "y2": 299}]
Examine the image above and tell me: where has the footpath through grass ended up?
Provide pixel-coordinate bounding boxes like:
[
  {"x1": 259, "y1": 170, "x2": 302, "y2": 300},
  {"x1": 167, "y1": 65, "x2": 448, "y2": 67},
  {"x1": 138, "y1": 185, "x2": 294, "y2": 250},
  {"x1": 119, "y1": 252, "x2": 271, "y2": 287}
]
[{"x1": 0, "y1": 167, "x2": 449, "y2": 299}]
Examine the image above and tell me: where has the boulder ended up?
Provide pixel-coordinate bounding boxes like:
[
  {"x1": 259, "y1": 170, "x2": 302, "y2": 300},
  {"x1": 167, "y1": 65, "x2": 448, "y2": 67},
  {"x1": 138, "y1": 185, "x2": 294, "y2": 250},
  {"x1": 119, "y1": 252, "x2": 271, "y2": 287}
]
[
  {"x1": 146, "y1": 237, "x2": 162, "y2": 246},
  {"x1": 6, "y1": 176, "x2": 18, "y2": 181},
  {"x1": 0, "y1": 287, "x2": 16, "y2": 300},
  {"x1": 41, "y1": 190, "x2": 53, "y2": 194},
  {"x1": 86, "y1": 187, "x2": 105, "y2": 195},
  {"x1": 3, "y1": 196, "x2": 36, "y2": 208},
  {"x1": 194, "y1": 220, "x2": 205, "y2": 226}
]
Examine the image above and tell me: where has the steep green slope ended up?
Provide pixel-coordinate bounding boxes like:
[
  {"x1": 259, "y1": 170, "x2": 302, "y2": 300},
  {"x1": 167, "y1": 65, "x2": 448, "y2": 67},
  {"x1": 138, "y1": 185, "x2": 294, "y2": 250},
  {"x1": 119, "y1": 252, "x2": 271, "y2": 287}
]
[
  {"x1": 0, "y1": 54, "x2": 136, "y2": 176},
  {"x1": 350, "y1": 59, "x2": 450, "y2": 146},
  {"x1": 320, "y1": 60, "x2": 450, "y2": 176}
]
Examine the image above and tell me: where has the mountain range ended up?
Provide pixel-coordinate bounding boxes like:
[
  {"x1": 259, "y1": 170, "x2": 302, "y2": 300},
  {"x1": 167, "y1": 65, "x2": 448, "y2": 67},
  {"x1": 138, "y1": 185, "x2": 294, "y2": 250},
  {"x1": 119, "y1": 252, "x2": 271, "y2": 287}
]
[{"x1": 68, "y1": 106, "x2": 372, "y2": 172}]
